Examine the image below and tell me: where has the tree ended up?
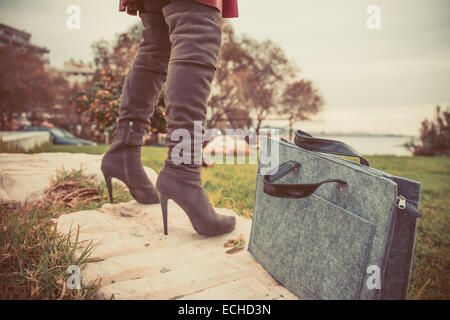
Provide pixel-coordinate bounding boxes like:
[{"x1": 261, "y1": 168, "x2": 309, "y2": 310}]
[
  {"x1": 208, "y1": 22, "x2": 254, "y2": 130},
  {"x1": 72, "y1": 23, "x2": 166, "y2": 143},
  {"x1": 0, "y1": 46, "x2": 69, "y2": 130},
  {"x1": 91, "y1": 24, "x2": 142, "y2": 76},
  {"x1": 109, "y1": 23, "x2": 143, "y2": 73},
  {"x1": 405, "y1": 106, "x2": 450, "y2": 156},
  {"x1": 281, "y1": 80, "x2": 324, "y2": 139},
  {"x1": 71, "y1": 69, "x2": 124, "y2": 141},
  {"x1": 208, "y1": 22, "x2": 323, "y2": 133},
  {"x1": 91, "y1": 40, "x2": 111, "y2": 73},
  {"x1": 240, "y1": 37, "x2": 297, "y2": 133}
]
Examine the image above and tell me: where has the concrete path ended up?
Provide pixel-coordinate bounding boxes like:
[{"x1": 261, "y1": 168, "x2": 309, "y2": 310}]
[{"x1": 55, "y1": 200, "x2": 297, "y2": 300}]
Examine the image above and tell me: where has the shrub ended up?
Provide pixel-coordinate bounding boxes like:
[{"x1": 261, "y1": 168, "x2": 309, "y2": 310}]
[
  {"x1": 71, "y1": 69, "x2": 167, "y2": 143},
  {"x1": 405, "y1": 106, "x2": 449, "y2": 156}
]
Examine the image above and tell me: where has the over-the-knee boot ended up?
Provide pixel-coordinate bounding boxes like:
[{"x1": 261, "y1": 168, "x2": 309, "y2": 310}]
[
  {"x1": 156, "y1": 0, "x2": 236, "y2": 236},
  {"x1": 102, "y1": 0, "x2": 171, "y2": 204}
]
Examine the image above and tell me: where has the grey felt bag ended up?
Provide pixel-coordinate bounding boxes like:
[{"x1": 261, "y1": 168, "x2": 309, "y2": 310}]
[{"x1": 249, "y1": 131, "x2": 422, "y2": 300}]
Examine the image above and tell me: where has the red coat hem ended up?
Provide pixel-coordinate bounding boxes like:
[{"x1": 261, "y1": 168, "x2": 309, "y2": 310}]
[{"x1": 119, "y1": 0, "x2": 238, "y2": 18}]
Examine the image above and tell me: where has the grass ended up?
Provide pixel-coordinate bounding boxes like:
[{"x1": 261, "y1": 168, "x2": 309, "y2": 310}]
[
  {"x1": 0, "y1": 204, "x2": 98, "y2": 299},
  {"x1": 0, "y1": 166, "x2": 133, "y2": 300},
  {"x1": 1, "y1": 144, "x2": 448, "y2": 300},
  {"x1": 368, "y1": 156, "x2": 450, "y2": 300}
]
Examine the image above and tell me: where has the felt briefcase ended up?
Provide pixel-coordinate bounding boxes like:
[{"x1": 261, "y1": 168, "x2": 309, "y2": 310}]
[{"x1": 248, "y1": 131, "x2": 422, "y2": 300}]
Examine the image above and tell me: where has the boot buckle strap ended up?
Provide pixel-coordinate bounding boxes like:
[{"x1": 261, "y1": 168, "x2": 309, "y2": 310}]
[
  {"x1": 126, "y1": 131, "x2": 144, "y2": 146},
  {"x1": 125, "y1": 121, "x2": 145, "y2": 146}
]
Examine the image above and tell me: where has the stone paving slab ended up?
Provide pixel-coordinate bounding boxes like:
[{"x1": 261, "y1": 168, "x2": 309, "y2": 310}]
[{"x1": 55, "y1": 200, "x2": 298, "y2": 300}]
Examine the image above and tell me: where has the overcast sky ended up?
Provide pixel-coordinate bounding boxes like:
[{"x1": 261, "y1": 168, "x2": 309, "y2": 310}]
[{"x1": 1, "y1": 0, "x2": 449, "y2": 135}]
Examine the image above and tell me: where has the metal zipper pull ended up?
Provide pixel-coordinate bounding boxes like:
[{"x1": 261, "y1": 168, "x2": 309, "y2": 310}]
[{"x1": 397, "y1": 195, "x2": 406, "y2": 210}]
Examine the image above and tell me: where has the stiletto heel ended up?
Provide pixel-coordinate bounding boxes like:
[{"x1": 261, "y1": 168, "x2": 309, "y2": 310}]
[
  {"x1": 159, "y1": 193, "x2": 169, "y2": 235},
  {"x1": 156, "y1": 167, "x2": 236, "y2": 237},
  {"x1": 103, "y1": 173, "x2": 114, "y2": 204}
]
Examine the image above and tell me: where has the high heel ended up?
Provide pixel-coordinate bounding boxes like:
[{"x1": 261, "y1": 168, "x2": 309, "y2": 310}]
[
  {"x1": 156, "y1": 166, "x2": 236, "y2": 237},
  {"x1": 103, "y1": 172, "x2": 114, "y2": 203},
  {"x1": 159, "y1": 193, "x2": 169, "y2": 235}
]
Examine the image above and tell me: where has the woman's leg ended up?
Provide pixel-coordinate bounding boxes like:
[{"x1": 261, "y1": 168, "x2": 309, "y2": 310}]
[
  {"x1": 119, "y1": 0, "x2": 171, "y2": 123},
  {"x1": 101, "y1": 0, "x2": 171, "y2": 205},
  {"x1": 156, "y1": 0, "x2": 236, "y2": 236}
]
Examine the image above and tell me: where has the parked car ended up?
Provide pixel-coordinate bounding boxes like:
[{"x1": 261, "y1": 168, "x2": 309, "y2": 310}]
[{"x1": 19, "y1": 126, "x2": 98, "y2": 146}]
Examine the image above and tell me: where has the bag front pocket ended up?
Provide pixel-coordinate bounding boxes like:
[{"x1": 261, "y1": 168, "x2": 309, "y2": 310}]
[{"x1": 289, "y1": 195, "x2": 376, "y2": 300}]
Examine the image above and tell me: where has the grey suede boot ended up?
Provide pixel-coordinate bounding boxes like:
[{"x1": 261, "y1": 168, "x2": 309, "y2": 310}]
[
  {"x1": 102, "y1": 119, "x2": 160, "y2": 204},
  {"x1": 156, "y1": 0, "x2": 236, "y2": 236},
  {"x1": 101, "y1": 0, "x2": 171, "y2": 205}
]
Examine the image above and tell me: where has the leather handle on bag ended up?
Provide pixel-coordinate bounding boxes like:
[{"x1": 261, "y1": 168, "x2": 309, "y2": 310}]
[
  {"x1": 263, "y1": 161, "x2": 347, "y2": 199},
  {"x1": 294, "y1": 130, "x2": 370, "y2": 167}
]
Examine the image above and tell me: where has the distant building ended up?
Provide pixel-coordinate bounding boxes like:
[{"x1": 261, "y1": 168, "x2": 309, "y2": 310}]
[
  {"x1": 61, "y1": 60, "x2": 94, "y2": 86},
  {"x1": 0, "y1": 23, "x2": 49, "y2": 54}
]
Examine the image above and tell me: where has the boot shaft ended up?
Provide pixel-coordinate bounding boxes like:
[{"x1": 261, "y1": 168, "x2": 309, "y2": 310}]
[
  {"x1": 119, "y1": 1, "x2": 171, "y2": 125},
  {"x1": 162, "y1": 0, "x2": 223, "y2": 168}
]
